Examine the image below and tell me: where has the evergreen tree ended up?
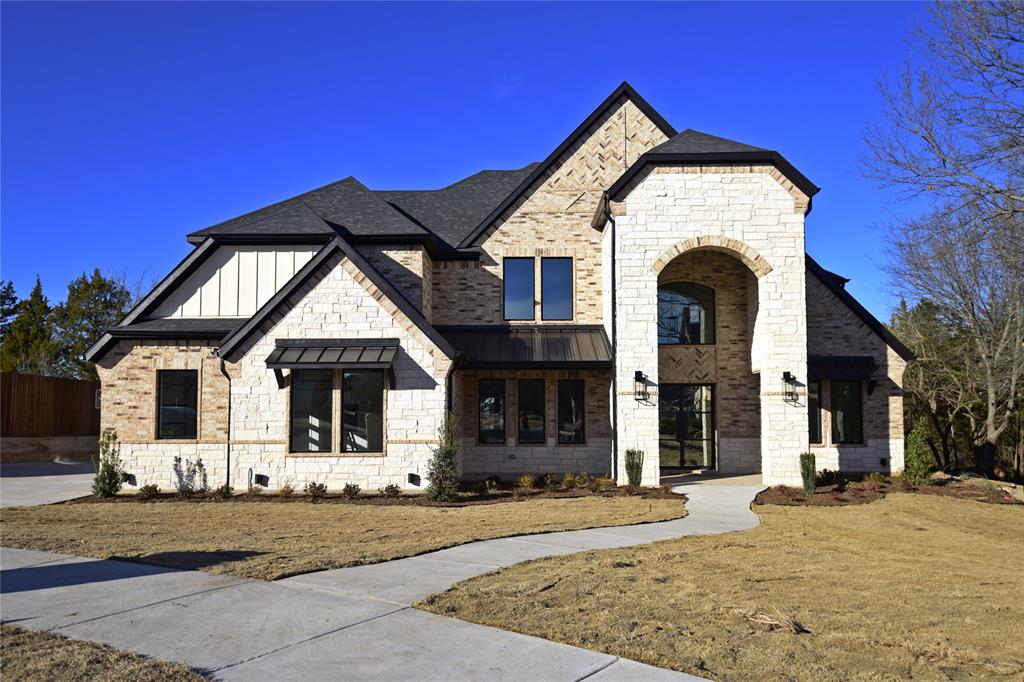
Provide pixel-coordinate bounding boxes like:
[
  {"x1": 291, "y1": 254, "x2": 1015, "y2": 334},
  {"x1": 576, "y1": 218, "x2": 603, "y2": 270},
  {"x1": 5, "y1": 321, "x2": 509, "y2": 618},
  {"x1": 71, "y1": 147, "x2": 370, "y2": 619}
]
[
  {"x1": 0, "y1": 276, "x2": 59, "y2": 375},
  {"x1": 53, "y1": 269, "x2": 132, "y2": 380},
  {"x1": 0, "y1": 280, "x2": 18, "y2": 338}
]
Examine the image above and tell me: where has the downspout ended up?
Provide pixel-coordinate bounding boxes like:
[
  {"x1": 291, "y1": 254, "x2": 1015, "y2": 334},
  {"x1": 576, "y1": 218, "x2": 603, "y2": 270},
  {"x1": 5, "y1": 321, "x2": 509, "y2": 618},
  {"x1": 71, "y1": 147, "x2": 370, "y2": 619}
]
[
  {"x1": 606, "y1": 195, "x2": 620, "y2": 482},
  {"x1": 219, "y1": 358, "x2": 232, "y2": 488}
]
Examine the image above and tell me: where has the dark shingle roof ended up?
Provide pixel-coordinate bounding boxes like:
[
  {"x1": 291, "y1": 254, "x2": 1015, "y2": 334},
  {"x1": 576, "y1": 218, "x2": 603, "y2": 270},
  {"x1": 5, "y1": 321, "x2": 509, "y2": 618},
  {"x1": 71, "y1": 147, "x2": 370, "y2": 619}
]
[
  {"x1": 107, "y1": 318, "x2": 240, "y2": 338},
  {"x1": 437, "y1": 325, "x2": 613, "y2": 368},
  {"x1": 649, "y1": 129, "x2": 768, "y2": 155}
]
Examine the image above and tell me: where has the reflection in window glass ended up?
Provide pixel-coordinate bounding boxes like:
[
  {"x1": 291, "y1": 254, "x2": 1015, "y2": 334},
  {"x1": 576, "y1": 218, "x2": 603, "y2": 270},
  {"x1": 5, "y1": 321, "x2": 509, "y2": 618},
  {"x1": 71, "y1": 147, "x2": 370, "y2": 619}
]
[
  {"x1": 557, "y1": 379, "x2": 585, "y2": 444},
  {"x1": 657, "y1": 282, "x2": 715, "y2": 344},
  {"x1": 503, "y1": 258, "x2": 535, "y2": 320},
  {"x1": 541, "y1": 258, "x2": 572, "y2": 320},
  {"x1": 831, "y1": 380, "x2": 863, "y2": 444},
  {"x1": 157, "y1": 370, "x2": 198, "y2": 439},
  {"x1": 517, "y1": 379, "x2": 545, "y2": 444},
  {"x1": 479, "y1": 379, "x2": 506, "y2": 443},
  {"x1": 290, "y1": 370, "x2": 332, "y2": 452},
  {"x1": 808, "y1": 381, "x2": 821, "y2": 444},
  {"x1": 343, "y1": 370, "x2": 384, "y2": 452}
]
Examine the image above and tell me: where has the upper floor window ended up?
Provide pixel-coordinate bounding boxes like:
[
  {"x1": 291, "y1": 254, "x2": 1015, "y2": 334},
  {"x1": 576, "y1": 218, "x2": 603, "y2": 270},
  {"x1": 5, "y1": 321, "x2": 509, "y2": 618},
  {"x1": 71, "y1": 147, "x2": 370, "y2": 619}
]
[
  {"x1": 157, "y1": 370, "x2": 198, "y2": 439},
  {"x1": 503, "y1": 258, "x2": 535, "y2": 320},
  {"x1": 541, "y1": 258, "x2": 573, "y2": 321},
  {"x1": 658, "y1": 282, "x2": 715, "y2": 345}
]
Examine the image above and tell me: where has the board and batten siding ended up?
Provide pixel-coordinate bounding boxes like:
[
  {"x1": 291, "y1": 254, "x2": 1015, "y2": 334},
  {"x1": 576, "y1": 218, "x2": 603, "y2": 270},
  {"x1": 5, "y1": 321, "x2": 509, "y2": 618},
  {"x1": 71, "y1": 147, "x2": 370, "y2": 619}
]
[{"x1": 152, "y1": 245, "x2": 320, "y2": 318}]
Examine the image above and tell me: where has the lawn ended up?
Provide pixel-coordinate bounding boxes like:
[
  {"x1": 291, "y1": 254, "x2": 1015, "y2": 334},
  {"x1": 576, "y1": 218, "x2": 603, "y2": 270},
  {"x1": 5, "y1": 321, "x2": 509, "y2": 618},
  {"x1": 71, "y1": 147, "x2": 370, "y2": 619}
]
[
  {"x1": 420, "y1": 494, "x2": 1024, "y2": 681},
  {"x1": 0, "y1": 625, "x2": 203, "y2": 682},
  {"x1": 0, "y1": 495, "x2": 685, "y2": 580}
]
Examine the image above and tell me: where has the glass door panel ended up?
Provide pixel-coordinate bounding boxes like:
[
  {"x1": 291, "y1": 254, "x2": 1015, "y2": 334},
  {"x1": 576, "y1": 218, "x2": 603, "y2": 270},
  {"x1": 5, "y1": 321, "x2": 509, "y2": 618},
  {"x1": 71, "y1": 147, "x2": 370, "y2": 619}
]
[
  {"x1": 658, "y1": 384, "x2": 682, "y2": 468},
  {"x1": 659, "y1": 383, "x2": 715, "y2": 469}
]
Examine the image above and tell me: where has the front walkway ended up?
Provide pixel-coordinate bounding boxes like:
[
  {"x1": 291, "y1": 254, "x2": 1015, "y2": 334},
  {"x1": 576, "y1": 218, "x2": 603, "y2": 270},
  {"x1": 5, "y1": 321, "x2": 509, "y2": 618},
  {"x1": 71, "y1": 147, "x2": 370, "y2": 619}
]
[{"x1": 0, "y1": 478, "x2": 762, "y2": 681}]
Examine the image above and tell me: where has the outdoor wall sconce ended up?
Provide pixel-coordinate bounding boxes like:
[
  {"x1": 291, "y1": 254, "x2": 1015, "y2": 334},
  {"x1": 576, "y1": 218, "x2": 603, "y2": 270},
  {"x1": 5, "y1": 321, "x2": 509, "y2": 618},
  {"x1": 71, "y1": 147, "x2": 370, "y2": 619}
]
[
  {"x1": 782, "y1": 371, "x2": 799, "y2": 403},
  {"x1": 634, "y1": 371, "x2": 650, "y2": 401}
]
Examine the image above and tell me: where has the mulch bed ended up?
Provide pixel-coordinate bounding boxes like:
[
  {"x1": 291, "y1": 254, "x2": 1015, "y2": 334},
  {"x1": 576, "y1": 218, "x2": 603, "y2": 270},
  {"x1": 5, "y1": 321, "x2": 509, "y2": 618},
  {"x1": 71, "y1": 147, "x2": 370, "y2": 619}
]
[{"x1": 756, "y1": 475, "x2": 1022, "y2": 507}]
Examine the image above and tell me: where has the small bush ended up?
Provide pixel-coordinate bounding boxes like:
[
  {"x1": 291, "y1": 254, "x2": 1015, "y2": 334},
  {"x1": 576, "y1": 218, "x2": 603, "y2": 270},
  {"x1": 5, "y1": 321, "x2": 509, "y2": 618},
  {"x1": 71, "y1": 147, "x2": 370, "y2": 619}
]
[
  {"x1": 543, "y1": 474, "x2": 558, "y2": 492},
  {"x1": 576, "y1": 472, "x2": 594, "y2": 490},
  {"x1": 620, "y1": 484, "x2": 641, "y2": 496},
  {"x1": 304, "y1": 481, "x2": 328, "y2": 500},
  {"x1": 92, "y1": 431, "x2": 126, "y2": 498},
  {"x1": 587, "y1": 477, "x2": 601, "y2": 493},
  {"x1": 137, "y1": 483, "x2": 159, "y2": 501},
  {"x1": 800, "y1": 452, "x2": 816, "y2": 497},
  {"x1": 625, "y1": 449, "x2": 644, "y2": 487},
  {"x1": 214, "y1": 483, "x2": 233, "y2": 499},
  {"x1": 560, "y1": 472, "x2": 577, "y2": 490},
  {"x1": 902, "y1": 419, "x2": 933, "y2": 486},
  {"x1": 378, "y1": 483, "x2": 401, "y2": 498},
  {"x1": 596, "y1": 476, "x2": 616, "y2": 490},
  {"x1": 277, "y1": 482, "x2": 295, "y2": 497},
  {"x1": 249, "y1": 485, "x2": 263, "y2": 496},
  {"x1": 865, "y1": 471, "x2": 889, "y2": 485},
  {"x1": 172, "y1": 456, "x2": 208, "y2": 497},
  {"x1": 342, "y1": 483, "x2": 361, "y2": 499},
  {"x1": 516, "y1": 474, "x2": 536, "y2": 490},
  {"x1": 426, "y1": 413, "x2": 459, "y2": 502}
]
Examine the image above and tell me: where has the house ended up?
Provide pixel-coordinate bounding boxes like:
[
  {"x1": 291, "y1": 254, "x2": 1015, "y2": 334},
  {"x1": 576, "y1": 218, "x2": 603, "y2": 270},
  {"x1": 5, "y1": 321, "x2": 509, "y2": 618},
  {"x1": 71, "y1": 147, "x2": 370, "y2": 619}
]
[{"x1": 86, "y1": 82, "x2": 912, "y2": 490}]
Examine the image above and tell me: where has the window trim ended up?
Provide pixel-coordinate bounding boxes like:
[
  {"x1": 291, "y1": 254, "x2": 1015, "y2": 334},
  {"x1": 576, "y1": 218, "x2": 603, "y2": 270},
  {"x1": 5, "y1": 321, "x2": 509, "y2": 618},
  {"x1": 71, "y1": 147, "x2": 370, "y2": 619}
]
[
  {"x1": 808, "y1": 380, "x2": 822, "y2": 445},
  {"x1": 502, "y1": 257, "x2": 536, "y2": 321},
  {"x1": 556, "y1": 378, "x2": 586, "y2": 446},
  {"x1": 478, "y1": 378, "x2": 507, "y2": 445},
  {"x1": 516, "y1": 378, "x2": 546, "y2": 445},
  {"x1": 540, "y1": 257, "x2": 574, "y2": 321},
  {"x1": 656, "y1": 280, "x2": 716, "y2": 346},
  {"x1": 830, "y1": 379, "x2": 864, "y2": 445},
  {"x1": 156, "y1": 369, "x2": 199, "y2": 441}
]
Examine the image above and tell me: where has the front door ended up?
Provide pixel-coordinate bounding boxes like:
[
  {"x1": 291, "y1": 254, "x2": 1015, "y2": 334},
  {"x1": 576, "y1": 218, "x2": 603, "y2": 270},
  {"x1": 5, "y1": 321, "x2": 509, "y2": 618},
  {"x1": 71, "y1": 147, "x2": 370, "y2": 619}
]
[{"x1": 659, "y1": 384, "x2": 715, "y2": 470}]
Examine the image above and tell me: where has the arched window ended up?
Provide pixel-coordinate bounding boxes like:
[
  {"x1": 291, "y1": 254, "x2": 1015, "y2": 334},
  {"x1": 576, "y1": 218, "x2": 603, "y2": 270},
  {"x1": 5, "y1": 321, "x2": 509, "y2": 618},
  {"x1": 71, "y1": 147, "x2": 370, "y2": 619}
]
[{"x1": 658, "y1": 282, "x2": 715, "y2": 345}]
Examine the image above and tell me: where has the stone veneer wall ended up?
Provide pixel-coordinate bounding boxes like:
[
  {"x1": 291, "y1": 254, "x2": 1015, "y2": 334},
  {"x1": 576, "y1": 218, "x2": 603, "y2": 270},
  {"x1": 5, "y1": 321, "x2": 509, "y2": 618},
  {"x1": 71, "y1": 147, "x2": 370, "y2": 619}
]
[
  {"x1": 611, "y1": 164, "x2": 811, "y2": 486},
  {"x1": 431, "y1": 96, "x2": 669, "y2": 326},
  {"x1": 806, "y1": 273, "x2": 907, "y2": 472},
  {"x1": 458, "y1": 369, "x2": 612, "y2": 478},
  {"x1": 658, "y1": 251, "x2": 760, "y2": 474}
]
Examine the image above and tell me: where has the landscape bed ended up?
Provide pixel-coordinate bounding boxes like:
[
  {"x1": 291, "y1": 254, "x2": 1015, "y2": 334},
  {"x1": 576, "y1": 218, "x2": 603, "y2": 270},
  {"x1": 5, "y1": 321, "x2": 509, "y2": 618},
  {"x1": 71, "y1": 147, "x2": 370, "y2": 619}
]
[
  {"x1": 420, "y1": 494, "x2": 1024, "y2": 681},
  {"x1": 756, "y1": 473, "x2": 1022, "y2": 507}
]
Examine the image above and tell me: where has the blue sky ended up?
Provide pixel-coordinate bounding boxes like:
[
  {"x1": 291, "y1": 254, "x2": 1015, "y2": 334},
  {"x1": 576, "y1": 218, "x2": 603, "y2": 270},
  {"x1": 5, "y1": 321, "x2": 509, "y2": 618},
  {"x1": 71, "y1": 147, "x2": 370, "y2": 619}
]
[{"x1": 1, "y1": 1, "x2": 928, "y2": 319}]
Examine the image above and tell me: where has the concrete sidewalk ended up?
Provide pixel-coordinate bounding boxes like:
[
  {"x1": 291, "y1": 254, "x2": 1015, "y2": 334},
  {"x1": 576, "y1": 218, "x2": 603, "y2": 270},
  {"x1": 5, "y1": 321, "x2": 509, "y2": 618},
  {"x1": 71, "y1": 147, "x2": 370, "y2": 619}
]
[
  {"x1": 0, "y1": 460, "x2": 93, "y2": 507},
  {"x1": 1, "y1": 478, "x2": 761, "y2": 680}
]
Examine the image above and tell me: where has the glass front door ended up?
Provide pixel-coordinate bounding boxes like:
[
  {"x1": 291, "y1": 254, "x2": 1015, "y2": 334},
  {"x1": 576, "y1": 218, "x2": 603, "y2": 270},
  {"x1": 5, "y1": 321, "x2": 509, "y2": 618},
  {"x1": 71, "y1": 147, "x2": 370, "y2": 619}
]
[{"x1": 659, "y1": 384, "x2": 715, "y2": 469}]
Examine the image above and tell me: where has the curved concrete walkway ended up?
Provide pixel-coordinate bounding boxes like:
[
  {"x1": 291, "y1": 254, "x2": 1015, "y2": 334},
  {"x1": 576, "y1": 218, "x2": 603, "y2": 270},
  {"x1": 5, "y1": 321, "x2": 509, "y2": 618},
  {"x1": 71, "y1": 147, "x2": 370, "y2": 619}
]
[{"x1": 1, "y1": 477, "x2": 762, "y2": 681}]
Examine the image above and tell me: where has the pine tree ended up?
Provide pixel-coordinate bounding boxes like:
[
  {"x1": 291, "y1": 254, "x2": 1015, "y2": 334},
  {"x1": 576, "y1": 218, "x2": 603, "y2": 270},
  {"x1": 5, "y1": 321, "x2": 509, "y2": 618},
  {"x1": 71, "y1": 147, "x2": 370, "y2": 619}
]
[
  {"x1": 0, "y1": 276, "x2": 59, "y2": 375},
  {"x1": 0, "y1": 280, "x2": 18, "y2": 338},
  {"x1": 53, "y1": 269, "x2": 132, "y2": 380}
]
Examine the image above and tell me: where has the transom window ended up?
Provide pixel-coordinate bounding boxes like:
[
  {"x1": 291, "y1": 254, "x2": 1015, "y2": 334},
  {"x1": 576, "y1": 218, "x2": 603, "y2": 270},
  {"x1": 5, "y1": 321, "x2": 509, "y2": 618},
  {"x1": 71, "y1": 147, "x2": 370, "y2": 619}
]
[
  {"x1": 157, "y1": 370, "x2": 198, "y2": 439},
  {"x1": 657, "y1": 282, "x2": 715, "y2": 345}
]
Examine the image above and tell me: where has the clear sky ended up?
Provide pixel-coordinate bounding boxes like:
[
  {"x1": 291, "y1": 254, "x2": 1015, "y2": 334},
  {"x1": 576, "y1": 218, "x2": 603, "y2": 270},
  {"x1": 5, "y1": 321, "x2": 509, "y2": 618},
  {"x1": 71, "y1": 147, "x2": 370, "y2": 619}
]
[{"x1": 1, "y1": 1, "x2": 929, "y2": 319}]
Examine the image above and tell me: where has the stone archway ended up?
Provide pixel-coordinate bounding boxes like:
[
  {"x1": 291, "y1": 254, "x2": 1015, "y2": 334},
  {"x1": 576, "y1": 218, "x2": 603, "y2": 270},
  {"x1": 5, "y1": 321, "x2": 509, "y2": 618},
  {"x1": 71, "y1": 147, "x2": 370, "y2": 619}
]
[{"x1": 651, "y1": 236, "x2": 773, "y2": 279}]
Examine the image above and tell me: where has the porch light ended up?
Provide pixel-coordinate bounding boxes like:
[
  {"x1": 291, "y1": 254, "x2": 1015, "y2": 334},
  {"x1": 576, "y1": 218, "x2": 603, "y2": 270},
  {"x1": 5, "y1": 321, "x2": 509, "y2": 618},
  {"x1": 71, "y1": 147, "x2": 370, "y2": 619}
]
[
  {"x1": 782, "y1": 371, "x2": 798, "y2": 403},
  {"x1": 634, "y1": 371, "x2": 650, "y2": 401}
]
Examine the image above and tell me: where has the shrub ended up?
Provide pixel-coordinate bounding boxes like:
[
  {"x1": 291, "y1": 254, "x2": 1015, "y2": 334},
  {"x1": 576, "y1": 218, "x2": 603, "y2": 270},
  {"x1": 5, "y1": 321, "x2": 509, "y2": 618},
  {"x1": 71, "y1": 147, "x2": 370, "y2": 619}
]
[
  {"x1": 341, "y1": 483, "x2": 361, "y2": 499},
  {"x1": 214, "y1": 483, "x2": 233, "y2": 499},
  {"x1": 624, "y1": 449, "x2": 644, "y2": 487},
  {"x1": 516, "y1": 474, "x2": 536, "y2": 490},
  {"x1": 560, "y1": 472, "x2": 577, "y2": 490},
  {"x1": 426, "y1": 413, "x2": 459, "y2": 502},
  {"x1": 620, "y1": 484, "x2": 641, "y2": 496},
  {"x1": 249, "y1": 485, "x2": 263, "y2": 496},
  {"x1": 277, "y1": 481, "x2": 295, "y2": 497},
  {"x1": 543, "y1": 474, "x2": 558, "y2": 492},
  {"x1": 587, "y1": 477, "x2": 601, "y2": 493},
  {"x1": 865, "y1": 471, "x2": 889, "y2": 485},
  {"x1": 800, "y1": 452, "x2": 816, "y2": 497},
  {"x1": 596, "y1": 476, "x2": 616, "y2": 490},
  {"x1": 576, "y1": 472, "x2": 594, "y2": 490},
  {"x1": 304, "y1": 481, "x2": 328, "y2": 500},
  {"x1": 902, "y1": 419, "x2": 933, "y2": 486},
  {"x1": 92, "y1": 431, "x2": 126, "y2": 498},
  {"x1": 172, "y1": 456, "x2": 208, "y2": 497},
  {"x1": 137, "y1": 483, "x2": 159, "y2": 501},
  {"x1": 378, "y1": 483, "x2": 402, "y2": 498}
]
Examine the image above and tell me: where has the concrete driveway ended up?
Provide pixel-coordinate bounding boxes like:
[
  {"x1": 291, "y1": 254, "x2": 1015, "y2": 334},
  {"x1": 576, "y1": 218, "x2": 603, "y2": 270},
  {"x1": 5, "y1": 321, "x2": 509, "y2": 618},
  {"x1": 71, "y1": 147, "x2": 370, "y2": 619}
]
[{"x1": 0, "y1": 460, "x2": 93, "y2": 506}]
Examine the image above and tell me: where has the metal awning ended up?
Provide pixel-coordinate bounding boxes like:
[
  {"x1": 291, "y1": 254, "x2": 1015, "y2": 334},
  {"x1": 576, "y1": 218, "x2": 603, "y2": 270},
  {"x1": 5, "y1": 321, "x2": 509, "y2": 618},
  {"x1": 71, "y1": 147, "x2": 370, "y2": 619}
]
[
  {"x1": 266, "y1": 338, "x2": 399, "y2": 369},
  {"x1": 807, "y1": 355, "x2": 876, "y2": 381},
  {"x1": 437, "y1": 325, "x2": 613, "y2": 369}
]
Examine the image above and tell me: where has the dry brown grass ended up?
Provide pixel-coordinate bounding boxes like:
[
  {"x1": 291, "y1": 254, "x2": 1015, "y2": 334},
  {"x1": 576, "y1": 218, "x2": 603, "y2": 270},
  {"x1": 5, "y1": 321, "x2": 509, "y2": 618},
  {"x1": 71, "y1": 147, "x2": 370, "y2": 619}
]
[
  {"x1": 420, "y1": 494, "x2": 1024, "y2": 681},
  {"x1": 0, "y1": 496, "x2": 684, "y2": 581},
  {"x1": 0, "y1": 625, "x2": 203, "y2": 682}
]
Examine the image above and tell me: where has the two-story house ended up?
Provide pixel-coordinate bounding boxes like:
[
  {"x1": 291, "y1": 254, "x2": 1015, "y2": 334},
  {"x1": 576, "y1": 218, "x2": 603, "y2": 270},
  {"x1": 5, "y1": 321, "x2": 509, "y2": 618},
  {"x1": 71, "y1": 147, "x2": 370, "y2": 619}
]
[{"x1": 86, "y1": 82, "x2": 912, "y2": 490}]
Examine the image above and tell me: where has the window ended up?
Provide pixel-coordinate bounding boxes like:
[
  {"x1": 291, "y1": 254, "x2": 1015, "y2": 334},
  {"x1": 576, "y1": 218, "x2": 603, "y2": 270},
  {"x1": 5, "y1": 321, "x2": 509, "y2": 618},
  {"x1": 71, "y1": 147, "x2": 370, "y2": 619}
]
[
  {"x1": 157, "y1": 370, "x2": 198, "y2": 439},
  {"x1": 808, "y1": 381, "x2": 822, "y2": 444},
  {"x1": 479, "y1": 379, "x2": 506, "y2": 443},
  {"x1": 557, "y1": 379, "x2": 585, "y2": 444},
  {"x1": 517, "y1": 379, "x2": 545, "y2": 444},
  {"x1": 541, "y1": 258, "x2": 573, "y2": 320},
  {"x1": 290, "y1": 370, "x2": 333, "y2": 452},
  {"x1": 657, "y1": 282, "x2": 715, "y2": 344},
  {"x1": 831, "y1": 380, "x2": 863, "y2": 444},
  {"x1": 503, "y1": 258, "x2": 535, "y2": 320},
  {"x1": 342, "y1": 370, "x2": 384, "y2": 452}
]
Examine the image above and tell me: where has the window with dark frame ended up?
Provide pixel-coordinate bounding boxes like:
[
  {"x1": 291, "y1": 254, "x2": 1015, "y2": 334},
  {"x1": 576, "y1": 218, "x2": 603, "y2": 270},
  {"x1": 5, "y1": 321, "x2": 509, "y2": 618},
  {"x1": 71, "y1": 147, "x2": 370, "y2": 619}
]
[
  {"x1": 479, "y1": 379, "x2": 506, "y2": 443},
  {"x1": 517, "y1": 379, "x2": 545, "y2": 444},
  {"x1": 503, "y1": 257, "x2": 535, "y2": 320},
  {"x1": 342, "y1": 370, "x2": 384, "y2": 453},
  {"x1": 657, "y1": 282, "x2": 716, "y2": 345},
  {"x1": 808, "y1": 380, "x2": 822, "y2": 444},
  {"x1": 157, "y1": 370, "x2": 198, "y2": 439},
  {"x1": 557, "y1": 379, "x2": 585, "y2": 445},
  {"x1": 831, "y1": 380, "x2": 863, "y2": 444},
  {"x1": 541, "y1": 257, "x2": 573, "y2": 321},
  {"x1": 290, "y1": 369, "x2": 333, "y2": 453}
]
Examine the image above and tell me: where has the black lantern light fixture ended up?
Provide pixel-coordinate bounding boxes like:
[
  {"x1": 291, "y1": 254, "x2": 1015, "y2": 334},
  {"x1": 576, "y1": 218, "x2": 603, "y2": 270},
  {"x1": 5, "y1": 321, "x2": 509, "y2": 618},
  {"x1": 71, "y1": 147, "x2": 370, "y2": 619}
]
[
  {"x1": 634, "y1": 370, "x2": 650, "y2": 402},
  {"x1": 782, "y1": 371, "x2": 798, "y2": 403}
]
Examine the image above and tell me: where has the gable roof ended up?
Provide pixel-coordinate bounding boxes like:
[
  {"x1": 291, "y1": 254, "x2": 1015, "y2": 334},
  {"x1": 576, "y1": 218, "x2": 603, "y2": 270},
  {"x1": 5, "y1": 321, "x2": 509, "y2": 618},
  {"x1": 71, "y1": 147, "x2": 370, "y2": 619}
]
[
  {"x1": 455, "y1": 82, "x2": 678, "y2": 248},
  {"x1": 216, "y1": 234, "x2": 456, "y2": 361},
  {"x1": 806, "y1": 255, "x2": 914, "y2": 361},
  {"x1": 649, "y1": 128, "x2": 768, "y2": 155}
]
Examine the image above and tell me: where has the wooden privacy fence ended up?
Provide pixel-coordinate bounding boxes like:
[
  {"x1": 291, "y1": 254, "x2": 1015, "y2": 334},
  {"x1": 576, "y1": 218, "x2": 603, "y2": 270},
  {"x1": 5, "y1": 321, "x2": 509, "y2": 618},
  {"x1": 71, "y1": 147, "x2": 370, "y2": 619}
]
[{"x1": 1, "y1": 372, "x2": 100, "y2": 437}]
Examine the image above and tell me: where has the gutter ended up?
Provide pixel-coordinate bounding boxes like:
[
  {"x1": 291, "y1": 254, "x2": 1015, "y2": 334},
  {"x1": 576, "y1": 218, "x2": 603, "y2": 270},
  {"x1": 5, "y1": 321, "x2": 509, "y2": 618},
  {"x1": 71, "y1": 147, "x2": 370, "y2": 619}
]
[{"x1": 219, "y1": 358, "x2": 232, "y2": 488}]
